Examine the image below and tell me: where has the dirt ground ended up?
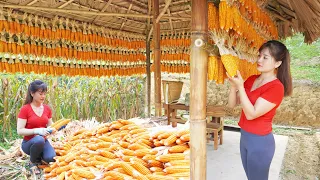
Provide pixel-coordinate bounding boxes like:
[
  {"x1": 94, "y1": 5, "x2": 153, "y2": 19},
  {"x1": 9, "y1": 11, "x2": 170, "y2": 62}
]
[{"x1": 278, "y1": 131, "x2": 320, "y2": 180}]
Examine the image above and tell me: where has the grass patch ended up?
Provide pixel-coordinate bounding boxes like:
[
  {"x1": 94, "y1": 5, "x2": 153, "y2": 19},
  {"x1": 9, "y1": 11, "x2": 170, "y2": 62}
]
[
  {"x1": 0, "y1": 123, "x2": 21, "y2": 150},
  {"x1": 291, "y1": 64, "x2": 320, "y2": 82}
]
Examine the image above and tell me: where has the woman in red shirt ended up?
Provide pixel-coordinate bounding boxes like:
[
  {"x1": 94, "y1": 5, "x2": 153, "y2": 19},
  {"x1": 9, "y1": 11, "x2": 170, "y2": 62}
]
[
  {"x1": 17, "y1": 80, "x2": 56, "y2": 174},
  {"x1": 227, "y1": 40, "x2": 292, "y2": 180}
]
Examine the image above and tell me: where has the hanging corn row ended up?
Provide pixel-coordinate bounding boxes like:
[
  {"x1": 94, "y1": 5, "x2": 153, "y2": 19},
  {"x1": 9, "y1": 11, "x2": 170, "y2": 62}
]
[
  {"x1": 0, "y1": 9, "x2": 146, "y2": 51},
  {"x1": 44, "y1": 119, "x2": 190, "y2": 180},
  {"x1": 0, "y1": 9, "x2": 147, "y2": 77},
  {"x1": 0, "y1": 55, "x2": 146, "y2": 77},
  {"x1": 150, "y1": 63, "x2": 190, "y2": 74},
  {"x1": 208, "y1": 55, "x2": 260, "y2": 84}
]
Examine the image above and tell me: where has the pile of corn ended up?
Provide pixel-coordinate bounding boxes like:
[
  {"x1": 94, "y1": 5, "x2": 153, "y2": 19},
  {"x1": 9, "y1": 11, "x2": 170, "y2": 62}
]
[{"x1": 44, "y1": 119, "x2": 190, "y2": 180}]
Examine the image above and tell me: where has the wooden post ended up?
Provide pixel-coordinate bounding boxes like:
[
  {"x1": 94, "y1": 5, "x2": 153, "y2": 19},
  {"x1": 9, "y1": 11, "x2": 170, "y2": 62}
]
[
  {"x1": 190, "y1": 0, "x2": 208, "y2": 179},
  {"x1": 153, "y1": 0, "x2": 162, "y2": 117}
]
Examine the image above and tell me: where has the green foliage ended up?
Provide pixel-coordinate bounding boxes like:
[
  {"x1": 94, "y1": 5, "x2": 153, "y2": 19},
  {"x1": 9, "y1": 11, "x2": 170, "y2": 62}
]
[
  {"x1": 284, "y1": 34, "x2": 320, "y2": 61},
  {"x1": 283, "y1": 34, "x2": 320, "y2": 82},
  {"x1": 0, "y1": 73, "x2": 146, "y2": 140}
]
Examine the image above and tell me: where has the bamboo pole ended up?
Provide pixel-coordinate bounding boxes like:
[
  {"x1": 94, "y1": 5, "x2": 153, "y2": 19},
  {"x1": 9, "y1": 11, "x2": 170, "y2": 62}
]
[
  {"x1": 153, "y1": 0, "x2": 161, "y2": 117},
  {"x1": 146, "y1": 0, "x2": 152, "y2": 117},
  {"x1": 190, "y1": 0, "x2": 208, "y2": 179}
]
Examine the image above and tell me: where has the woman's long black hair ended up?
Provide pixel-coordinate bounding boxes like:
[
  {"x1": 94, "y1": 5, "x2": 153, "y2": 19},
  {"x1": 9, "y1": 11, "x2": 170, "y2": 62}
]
[{"x1": 24, "y1": 80, "x2": 48, "y2": 105}]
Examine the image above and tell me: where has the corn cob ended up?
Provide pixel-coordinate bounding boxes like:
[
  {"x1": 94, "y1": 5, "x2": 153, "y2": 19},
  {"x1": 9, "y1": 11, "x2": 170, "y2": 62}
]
[
  {"x1": 176, "y1": 129, "x2": 190, "y2": 138},
  {"x1": 148, "y1": 160, "x2": 164, "y2": 168},
  {"x1": 150, "y1": 167, "x2": 164, "y2": 172},
  {"x1": 57, "y1": 171, "x2": 65, "y2": 180},
  {"x1": 156, "y1": 153, "x2": 186, "y2": 163},
  {"x1": 119, "y1": 141, "x2": 130, "y2": 148},
  {"x1": 170, "y1": 172, "x2": 190, "y2": 178},
  {"x1": 56, "y1": 165, "x2": 72, "y2": 174},
  {"x1": 122, "y1": 149, "x2": 135, "y2": 156},
  {"x1": 130, "y1": 157, "x2": 148, "y2": 167},
  {"x1": 142, "y1": 154, "x2": 157, "y2": 161},
  {"x1": 97, "y1": 126, "x2": 109, "y2": 134},
  {"x1": 120, "y1": 162, "x2": 141, "y2": 177},
  {"x1": 105, "y1": 162, "x2": 122, "y2": 171},
  {"x1": 129, "y1": 128, "x2": 146, "y2": 135},
  {"x1": 134, "y1": 149, "x2": 157, "y2": 157},
  {"x1": 121, "y1": 155, "x2": 135, "y2": 162},
  {"x1": 99, "y1": 150, "x2": 116, "y2": 159},
  {"x1": 118, "y1": 119, "x2": 135, "y2": 125},
  {"x1": 72, "y1": 168, "x2": 96, "y2": 179},
  {"x1": 164, "y1": 133, "x2": 178, "y2": 146},
  {"x1": 164, "y1": 166, "x2": 190, "y2": 174},
  {"x1": 137, "y1": 139, "x2": 153, "y2": 147},
  {"x1": 169, "y1": 145, "x2": 189, "y2": 153},
  {"x1": 151, "y1": 131, "x2": 166, "y2": 139},
  {"x1": 103, "y1": 171, "x2": 134, "y2": 180},
  {"x1": 158, "y1": 132, "x2": 175, "y2": 140},
  {"x1": 146, "y1": 174, "x2": 176, "y2": 180},
  {"x1": 131, "y1": 161, "x2": 152, "y2": 175},
  {"x1": 152, "y1": 172, "x2": 166, "y2": 176},
  {"x1": 221, "y1": 54, "x2": 239, "y2": 77},
  {"x1": 113, "y1": 167, "x2": 127, "y2": 174},
  {"x1": 180, "y1": 134, "x2": 190, "y2": 141},
  {"x1": 95, "y1": 155, "x2": 112, "y2": 162},
  {"x1": 128, "y1": 143, "x2": 149, "y2": 150},
  {"x1": 165, "y1": 160, "x2": 190, "y2": 167}
]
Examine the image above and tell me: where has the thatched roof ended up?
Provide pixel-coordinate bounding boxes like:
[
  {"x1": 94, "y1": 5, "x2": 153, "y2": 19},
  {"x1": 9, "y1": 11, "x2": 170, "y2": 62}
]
[{"x1": 1, "y1": 0, "x2": 319, "y2": 43}]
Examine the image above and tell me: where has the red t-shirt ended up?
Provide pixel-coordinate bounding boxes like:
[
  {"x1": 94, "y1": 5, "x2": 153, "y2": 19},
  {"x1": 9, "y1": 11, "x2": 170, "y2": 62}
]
[
  {"x1": 238, "y1": 75, "x2": 284, "y2": 135},
  {"x1": 18, "y1": 104, "x2": 52, "y2": 141}
]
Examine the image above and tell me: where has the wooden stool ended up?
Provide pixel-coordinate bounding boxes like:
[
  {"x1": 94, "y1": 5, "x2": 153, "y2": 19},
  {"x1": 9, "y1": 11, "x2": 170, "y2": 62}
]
[{"x1": 206, "y1": 119, "x2": 224, "y2": 150}]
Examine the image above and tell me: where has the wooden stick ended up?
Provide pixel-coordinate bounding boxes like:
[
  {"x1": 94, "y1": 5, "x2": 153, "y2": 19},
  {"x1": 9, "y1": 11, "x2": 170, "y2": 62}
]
[
  {"x1": 153, "y1": 0, "x2": 162, "y2": 117},
  {"x1": 190, "y1": 0, "x2": 208, "y2": 179},
  {"x1": 0, "y1": 4, "x2": 151, "y2": 18},
  {"x1": 156, "y1": 0, "x2": 172, "y2": 23}
]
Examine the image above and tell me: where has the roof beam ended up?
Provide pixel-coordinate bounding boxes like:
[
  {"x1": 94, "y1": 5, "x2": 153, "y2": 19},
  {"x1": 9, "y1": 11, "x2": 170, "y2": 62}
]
[
  {"x1": 27, "y1": 0, "x2": 38, "y2": 6},
  {"x1": 58, "y1": 0, "x2": 75, "y2": 9},
  {"x1": 0, "y1": 4, "x2": 152, "y2": 18},
  {"x1": 156, "y1": 0, "x2": 172, "y2": 23},
  {"x1": 167, "y1": 9, "x2": 173, "y2": 32},
  {"x1": 121, "y1": 0, "x2": 147, "y2": 10},
  {"x1": 92, "y1": 0, "x2": 113, "y2": 23},
  {"x1": 120, "y1": 3, "x2": 133, "y2": 30}
]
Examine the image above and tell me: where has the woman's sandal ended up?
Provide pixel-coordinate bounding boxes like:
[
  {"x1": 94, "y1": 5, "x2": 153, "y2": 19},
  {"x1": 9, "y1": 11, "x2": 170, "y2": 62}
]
[{"x1": 29, "y1": 162, "x2": 41, "y2": 175}]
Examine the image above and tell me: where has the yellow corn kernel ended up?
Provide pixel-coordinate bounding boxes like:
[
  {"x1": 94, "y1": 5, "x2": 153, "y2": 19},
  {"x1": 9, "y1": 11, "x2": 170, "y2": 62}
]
[
  {"x1": 122, "y1": 149, "x2": 135, "y2": 156},
  {"x1": 137, "y1": 139, "x2": 154, "y2": 147},
  {"x1": 105, "y1": 162, "x2": 122, "y2": 171},
  {"x1": 180, "y1": 134, "x2": 190, "y2": 141},
  {"x1": 57, "y1": 171, "x2": 65, "y2": 180},
  {"x1": 164, "y1": 165, "x2": 190, "y2": 174},
  {"x1": 72, "y1": 169, "x2": 95, "y2": 179},
  {"x1": 117, "y1": 141, "x2": 129, "y2": 148},
  {"x1": 131, "y1": 161, "x2": 152, "y2": 175},
  {"x1": 98, "y1": 135, "x2": 113, "y2": 142},
  {"x1": 97, "y1": 126, "x2": 109, "y2": 134},
  {"x1": 158, "y1": 132, "x2": 175, "y2": 140},
  {"x1": 99, "y1": 150, "x2": 116, "y2": 159},
  {"x1": 164, "y1": 133, "x2": 178, "y2": 146},
  {"x1": 165, "y1": 160, "x2": 190, "y2": 167},
  {"x1": 156, "y1": 153, "x2": 186, "y2": 163},
  {"x1": 130, "y1": 157, "x2": 148, "y2": 167},
  {"x1": 142, "y1": 154, "x2": 157, "y2": 161},
  {"x1": 152, "y1": 131, "x2": 166, "y2": 139},
  {"x1": 149, "y1": 167, "x2": 164, "y2": 172},
  {"x1": 170, "y1": 172, "x2": 190, "y2": 178},
  {"x1": 169, "y1": 145, "x2": 189, "y2": 153},
  {"x1": 104, "y1": 171, "x2": 134, "y2": 180},
  {"x1": 56, "y1": 165, "x2": 72, "y2": 174},
  {"x1": 176, "y1": 129, "x2": 189, "y2": 138},
  {"x1": 120, "y1": 162, "x2": 141, "y2": 177},
  {"x1": 148, "y1": 160, "x2": 164, "y2": 168},
  {"x1": 128, "y1": 143, "x2": 148, "y2": 150},
  {"x1": 146, "y1": 174, "x2": 176, "y2": 180}
]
